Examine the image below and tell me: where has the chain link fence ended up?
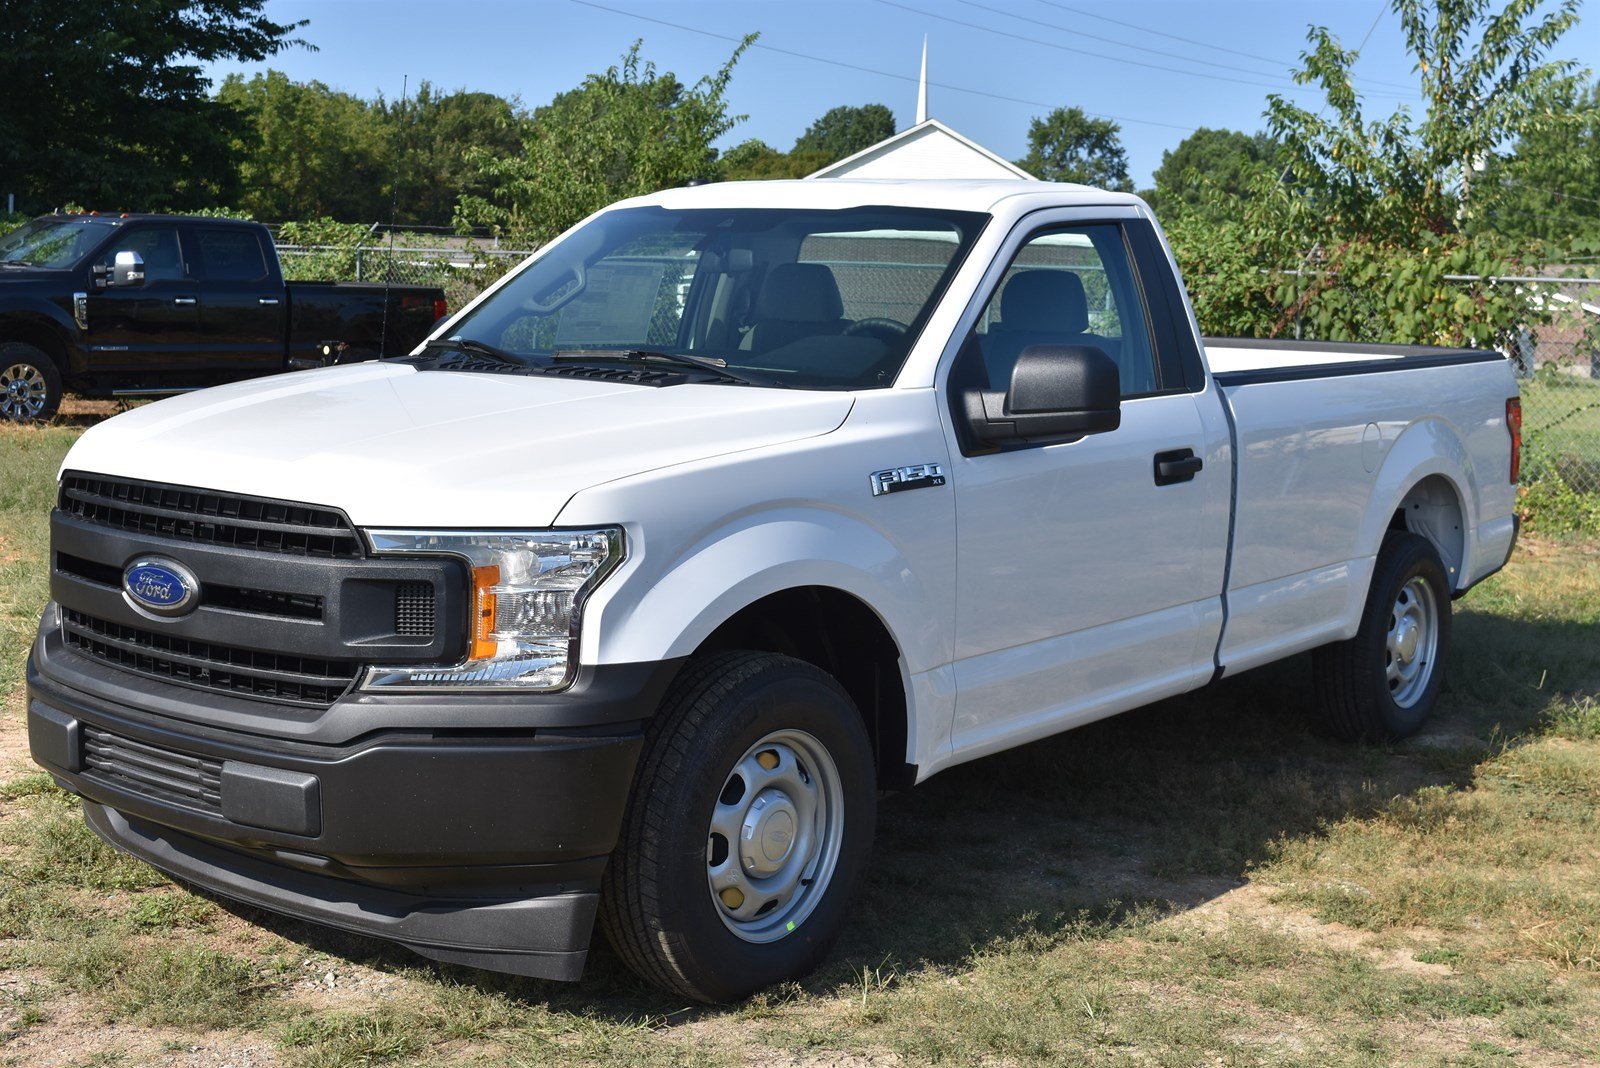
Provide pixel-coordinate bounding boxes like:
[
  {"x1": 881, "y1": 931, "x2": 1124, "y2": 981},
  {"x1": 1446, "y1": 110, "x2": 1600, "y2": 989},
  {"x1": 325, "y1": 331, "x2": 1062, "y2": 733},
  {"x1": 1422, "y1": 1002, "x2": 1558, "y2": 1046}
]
[{"x1": 273, "y1": 235, "x2": 533, "y2": 313}]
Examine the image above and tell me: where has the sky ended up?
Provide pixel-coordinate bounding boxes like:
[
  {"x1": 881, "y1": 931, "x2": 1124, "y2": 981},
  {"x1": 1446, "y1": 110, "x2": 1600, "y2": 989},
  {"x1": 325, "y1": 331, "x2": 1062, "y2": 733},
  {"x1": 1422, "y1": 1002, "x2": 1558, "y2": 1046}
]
[{"x1": 202, "y1": 0, "x2": 1600, "y2": 190}]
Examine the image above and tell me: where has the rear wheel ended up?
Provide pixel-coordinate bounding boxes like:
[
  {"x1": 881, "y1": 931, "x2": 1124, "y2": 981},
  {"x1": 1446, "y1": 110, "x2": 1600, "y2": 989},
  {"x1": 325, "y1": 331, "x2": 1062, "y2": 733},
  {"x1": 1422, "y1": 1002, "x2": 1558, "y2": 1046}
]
[
  {"x1": 599, "y1": 651, "x2": 876, "y2": 1003},
  {"x1": 0, "y1": 342, "x2": 62, "y2": 423},
  {"x1": 1313, "y1": 531, "x2": 1451, "y2": 741}
]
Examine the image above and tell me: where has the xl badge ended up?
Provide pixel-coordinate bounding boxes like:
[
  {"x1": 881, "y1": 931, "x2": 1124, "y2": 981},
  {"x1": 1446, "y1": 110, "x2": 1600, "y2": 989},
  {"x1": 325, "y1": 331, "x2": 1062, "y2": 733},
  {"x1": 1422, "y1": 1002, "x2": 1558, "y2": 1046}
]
[{"x1": 122, "y1": 557, "x2": 200, "y2": 617}]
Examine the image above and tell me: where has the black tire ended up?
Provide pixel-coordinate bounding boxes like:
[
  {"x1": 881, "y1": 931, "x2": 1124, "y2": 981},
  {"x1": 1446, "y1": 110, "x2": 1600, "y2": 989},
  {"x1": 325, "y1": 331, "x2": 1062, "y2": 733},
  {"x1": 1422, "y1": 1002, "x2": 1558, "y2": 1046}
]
[
  {"x1": 599, "y1": 651, "x2": 877, "y2": 1003},
  {"x1": 0, "y1": 342, "x2": 63, "y2": 423},
  {"x1": 1313, "y1": 531, "x2": 1452, "y2": 741}
]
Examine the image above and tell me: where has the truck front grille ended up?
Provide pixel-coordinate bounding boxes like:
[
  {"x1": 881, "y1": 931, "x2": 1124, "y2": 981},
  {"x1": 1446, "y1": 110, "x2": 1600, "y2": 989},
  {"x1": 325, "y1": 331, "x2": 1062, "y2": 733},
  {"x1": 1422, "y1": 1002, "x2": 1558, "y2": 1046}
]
[
  {"x1": 59, "y1": 473, "x2": 363, "y2": 559},
  {"x1": 82, "y1": 724, "x2": 223, "y2": 816},
  {"x1": 62, "y1": 608, "x2": 359, "y2": 708}
]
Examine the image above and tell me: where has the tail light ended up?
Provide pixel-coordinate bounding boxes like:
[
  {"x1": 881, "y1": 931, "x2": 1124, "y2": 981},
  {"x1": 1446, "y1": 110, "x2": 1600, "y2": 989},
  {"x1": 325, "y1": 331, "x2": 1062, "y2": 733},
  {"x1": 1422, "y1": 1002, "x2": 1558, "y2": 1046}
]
[
  {"x1": 1506, "y1": 397, "x2": 1522, "y2": 483},
  {"x1": 433, "y1": 297, "x2": 449, "y2": 323}
]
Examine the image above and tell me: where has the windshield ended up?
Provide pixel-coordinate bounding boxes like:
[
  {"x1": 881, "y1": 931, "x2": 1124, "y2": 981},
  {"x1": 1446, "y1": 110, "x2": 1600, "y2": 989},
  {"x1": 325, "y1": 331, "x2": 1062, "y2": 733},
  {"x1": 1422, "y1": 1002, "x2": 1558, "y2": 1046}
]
[
  {"x1": 0, "y1": 217, "x2": 115, "y2": 269},
  {"x1": 445, "y1": 205, "x2": 987, "y2": 389}
]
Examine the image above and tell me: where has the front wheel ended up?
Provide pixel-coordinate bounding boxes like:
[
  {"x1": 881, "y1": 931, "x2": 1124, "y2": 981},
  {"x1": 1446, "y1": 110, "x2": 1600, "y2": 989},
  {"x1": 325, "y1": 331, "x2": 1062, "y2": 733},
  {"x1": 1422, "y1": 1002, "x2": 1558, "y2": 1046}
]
[
  {"x1": 0, "y1": 342, "x2": 63, "y2": 423},
  {"x1": 1313, "y1": 531, "x2": 1452, "y2": 741},
  {"x1": 599, "y1": 652, "x2": 877, "y2": 1003}
]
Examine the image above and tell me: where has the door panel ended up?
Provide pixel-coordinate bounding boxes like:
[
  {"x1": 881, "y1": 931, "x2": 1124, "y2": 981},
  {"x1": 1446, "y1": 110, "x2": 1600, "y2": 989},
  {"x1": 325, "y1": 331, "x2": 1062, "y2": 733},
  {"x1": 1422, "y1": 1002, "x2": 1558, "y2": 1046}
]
[
  {"x1": 191, "y1": 226, "x2": 284, "y2": 374},
  {"x1": 82, "y1": 226, "x2": 202, "y2": 374},
  {"x1": 947, "y1": 393, "x2": 1227, "y2": 757},
  {"x1": 941, "y1": 214, "x2": 1230, "y2": 761}
]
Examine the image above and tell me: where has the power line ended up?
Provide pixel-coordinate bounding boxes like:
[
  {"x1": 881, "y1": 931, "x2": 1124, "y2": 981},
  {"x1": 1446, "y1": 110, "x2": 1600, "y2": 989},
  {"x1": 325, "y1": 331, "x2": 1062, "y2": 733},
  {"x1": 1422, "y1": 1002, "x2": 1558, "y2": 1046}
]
[
  {"x1": 565, "y1": 0, "x2": 1198, "y2": 133},
  {"x1": 1029, "y1": 0, "x2": 1418, "y2": 94},
  {"x1": 876, "y1": 0, "x2": 1368, "y2": 97},
  {"x1": 955, "y1": 0, "x2": 1417, "y2": 100}
]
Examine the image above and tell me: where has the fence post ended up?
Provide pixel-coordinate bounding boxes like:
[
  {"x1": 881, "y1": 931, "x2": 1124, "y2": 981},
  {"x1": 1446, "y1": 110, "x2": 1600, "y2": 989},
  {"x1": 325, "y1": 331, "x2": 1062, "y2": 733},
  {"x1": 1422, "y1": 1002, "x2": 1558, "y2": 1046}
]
[{"x1": 354, "y1": 221, "x2": 380, "y2": 282}]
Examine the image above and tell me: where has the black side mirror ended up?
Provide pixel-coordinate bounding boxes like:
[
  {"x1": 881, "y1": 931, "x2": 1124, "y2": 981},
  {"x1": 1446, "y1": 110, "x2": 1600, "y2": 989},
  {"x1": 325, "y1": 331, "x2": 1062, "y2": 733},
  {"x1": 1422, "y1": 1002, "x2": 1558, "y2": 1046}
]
[{"x1": 964, "y1": 344, "x2": 1121, "y2": 448}]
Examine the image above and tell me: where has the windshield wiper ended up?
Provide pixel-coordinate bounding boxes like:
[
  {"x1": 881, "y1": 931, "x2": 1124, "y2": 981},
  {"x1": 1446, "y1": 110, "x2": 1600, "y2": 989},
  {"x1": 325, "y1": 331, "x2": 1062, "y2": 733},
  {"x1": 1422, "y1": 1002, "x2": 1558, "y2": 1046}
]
[
  {"x1": 551, "y1": 348, "x2": 779, "y2": 387},
  {"x1": 425, "y1": 337, "x2": 526, "y2": 367}
]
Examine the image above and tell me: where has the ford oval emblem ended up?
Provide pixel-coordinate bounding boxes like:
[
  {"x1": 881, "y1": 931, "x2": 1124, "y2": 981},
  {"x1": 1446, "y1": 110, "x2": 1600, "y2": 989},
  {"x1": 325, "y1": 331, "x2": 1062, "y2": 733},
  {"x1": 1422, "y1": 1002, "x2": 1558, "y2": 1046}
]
[{"x1": 122, "y1": 557, "x2": 200, "y2": 617}]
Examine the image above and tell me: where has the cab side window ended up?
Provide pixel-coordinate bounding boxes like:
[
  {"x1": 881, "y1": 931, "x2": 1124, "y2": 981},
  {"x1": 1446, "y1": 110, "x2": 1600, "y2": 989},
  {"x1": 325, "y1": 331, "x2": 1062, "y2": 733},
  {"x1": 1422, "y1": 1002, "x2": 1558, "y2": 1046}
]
[
  {"x1": 194, "y1": 229, "x2": 268, "y2": 282},
  {"x1": 102, "y1": 227, "x2": 187, "y2": 283},
  {"x1": 972, "y1": 224, "x2": 1158, "y2": 397}
]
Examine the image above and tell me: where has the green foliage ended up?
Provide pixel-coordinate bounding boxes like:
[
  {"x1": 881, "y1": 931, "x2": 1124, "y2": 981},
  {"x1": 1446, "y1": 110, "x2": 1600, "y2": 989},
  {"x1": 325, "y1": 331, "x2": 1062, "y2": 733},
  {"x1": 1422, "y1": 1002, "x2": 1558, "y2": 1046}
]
[
  {"x1": 791, "y1": 103, "x2": 897, "y2": 162},
  {"x1": 1146, "y1": 128, "x2": 1278, "y2": 218},
  {"x1": 1267, "y1": 0, "x2": 1583, "y2": 239},
  {"x1": 216, "y1": 74, "x2": 522, "y2": 225},
  {"x1": 217, "y1": 71, "x2": 391, "y2": 221},
  {"x1": 1016, "y1": 107, "x2": 1131, "y2": 190},
  {"x1": 1475, "y1": 79, "x2": 1600, "y2": 252},
  {"x1": 0, "y1": 0, "x2": 307, "y2": 214},
  {"x1": 719, "y1": 139, "x2": 831, "y2": 180},
  {"x1": 455, "y1": 39, "x2": 752, "y2": 245}
]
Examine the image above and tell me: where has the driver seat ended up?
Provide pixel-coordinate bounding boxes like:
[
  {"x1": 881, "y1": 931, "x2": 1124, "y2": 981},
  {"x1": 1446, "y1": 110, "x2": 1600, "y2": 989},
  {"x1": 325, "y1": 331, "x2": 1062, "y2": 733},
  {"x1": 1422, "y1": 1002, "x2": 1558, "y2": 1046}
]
[{"x1": 747, "y1": 263, "x2": 849, "y2": 353}]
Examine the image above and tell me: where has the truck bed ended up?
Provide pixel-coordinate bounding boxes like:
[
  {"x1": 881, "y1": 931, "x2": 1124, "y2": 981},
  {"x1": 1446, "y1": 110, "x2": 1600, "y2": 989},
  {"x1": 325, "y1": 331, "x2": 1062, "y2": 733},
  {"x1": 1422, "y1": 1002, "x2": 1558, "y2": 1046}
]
[
  {"x1": 1204, "y1": 337, "x2": 1504, "y2": 383},
  {"x1": 1204, "y1": 337, "x2": 1519, "y2": 676}
]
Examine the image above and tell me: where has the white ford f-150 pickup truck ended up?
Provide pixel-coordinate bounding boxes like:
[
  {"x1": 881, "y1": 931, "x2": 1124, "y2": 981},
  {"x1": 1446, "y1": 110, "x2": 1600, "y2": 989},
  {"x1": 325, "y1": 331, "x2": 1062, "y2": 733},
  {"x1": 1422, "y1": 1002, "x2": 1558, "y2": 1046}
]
[{"x1": 27, "y1": 179, "x2": 1521, "y2": 1002}]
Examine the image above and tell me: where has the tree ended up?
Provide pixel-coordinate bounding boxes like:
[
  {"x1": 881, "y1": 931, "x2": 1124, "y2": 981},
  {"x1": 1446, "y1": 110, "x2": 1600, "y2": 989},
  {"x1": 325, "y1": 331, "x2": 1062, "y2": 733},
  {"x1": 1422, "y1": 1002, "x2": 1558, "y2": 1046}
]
[
  {"x1": 718, "y1": 139, "x2": 831, "y2": 180},
  {"x1": 381, "y1": 85, "x2": 525, "y2": 226},
  {"x1": 1475, "y1": 80, "x2": 1600, "y2": 251},
  {"x1": 1148, "y1": 128, "x2": 1278, "y2": 216},
  {"x1": 456, "y1": 39, "x2": 752, "y2": 244},
  {"x1": 1016, "y1": 107, "x2": 1131, "y2": 190},
  {"x1": 0, "y1": 0, "x2": 307, "y2": 213},
  {"x1": 218, "y1": 72, "x2": 389, "y2": 221},
  {"x1": 791, "y1": 104, "x2": 897, "y2": 163},
  {"x1": 1267, "y1": 0, "x2": 1582, "y2": 239}
]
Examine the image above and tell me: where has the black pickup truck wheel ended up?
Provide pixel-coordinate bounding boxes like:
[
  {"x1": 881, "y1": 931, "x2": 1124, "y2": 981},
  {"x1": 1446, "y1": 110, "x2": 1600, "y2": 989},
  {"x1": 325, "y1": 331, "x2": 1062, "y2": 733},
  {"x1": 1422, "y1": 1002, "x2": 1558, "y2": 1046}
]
[
  {"x1": 0, "y1": 342, "x2": 62, "y2": 423},
  {"x1": 599, "y1": 651, "x2": 877, "y2": 1003},
  {"x1": 1313, "y1": 531, "x2": 1452, "y2": 741}
]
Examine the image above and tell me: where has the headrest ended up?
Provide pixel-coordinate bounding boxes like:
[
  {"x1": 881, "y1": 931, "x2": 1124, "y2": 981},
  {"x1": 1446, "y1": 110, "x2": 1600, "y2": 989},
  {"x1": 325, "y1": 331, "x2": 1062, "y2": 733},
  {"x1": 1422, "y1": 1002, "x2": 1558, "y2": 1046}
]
[
  {"x1": 755, "y1": 262, "x2": 844, "y2": 323},
  {"x1": 999, "y1": 270, "x2": 1088, "y2": 334}
]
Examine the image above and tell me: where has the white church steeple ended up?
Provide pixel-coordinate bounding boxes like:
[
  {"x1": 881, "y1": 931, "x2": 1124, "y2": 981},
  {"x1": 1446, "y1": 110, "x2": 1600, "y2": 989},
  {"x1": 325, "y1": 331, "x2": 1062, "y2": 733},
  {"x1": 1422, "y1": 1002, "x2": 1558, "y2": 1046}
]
[{"x1": 916, "y1": 36, "x2": 929, "y2": 124}]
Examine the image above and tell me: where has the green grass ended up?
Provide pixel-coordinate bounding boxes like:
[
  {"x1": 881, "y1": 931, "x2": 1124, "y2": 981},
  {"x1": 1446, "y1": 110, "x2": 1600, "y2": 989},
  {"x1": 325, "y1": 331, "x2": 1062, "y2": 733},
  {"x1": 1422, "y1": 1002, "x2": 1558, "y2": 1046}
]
[{"x1": 1, "y1": 422, "x2": 1599, "y2": 1065}]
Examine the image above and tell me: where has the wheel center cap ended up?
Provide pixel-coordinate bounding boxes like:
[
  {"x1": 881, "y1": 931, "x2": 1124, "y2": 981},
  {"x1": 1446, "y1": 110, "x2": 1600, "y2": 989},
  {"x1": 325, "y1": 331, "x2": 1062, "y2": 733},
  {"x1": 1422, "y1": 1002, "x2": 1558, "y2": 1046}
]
[
  {"x1": 1394, "y1": 617, "x2": 1419, "y2": 662},
  {"x1": 741, "y1": 790, "x2": 798, "y2": 876}
]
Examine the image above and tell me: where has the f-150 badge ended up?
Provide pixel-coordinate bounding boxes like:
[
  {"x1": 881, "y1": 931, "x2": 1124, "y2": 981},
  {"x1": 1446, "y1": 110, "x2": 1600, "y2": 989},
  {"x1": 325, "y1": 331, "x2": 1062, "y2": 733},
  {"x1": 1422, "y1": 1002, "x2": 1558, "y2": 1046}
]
[{"x1": 870, "y1": 463, "x2": 946, "y2": 496}]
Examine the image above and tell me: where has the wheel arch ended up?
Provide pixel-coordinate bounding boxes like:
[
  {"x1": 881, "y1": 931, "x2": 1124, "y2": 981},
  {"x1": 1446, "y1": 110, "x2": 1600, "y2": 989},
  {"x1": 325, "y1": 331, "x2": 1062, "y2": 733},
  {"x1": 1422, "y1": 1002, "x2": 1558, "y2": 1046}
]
[
  {"x1": 690, "y1": 585, "x2": 913, "y2": 791},
  {"x1": 1363, "y1": 419, "x2": 1476, "y2": 592},
  {"x1": 0, "y1": 310, "x2": 74, "y2": 377}
]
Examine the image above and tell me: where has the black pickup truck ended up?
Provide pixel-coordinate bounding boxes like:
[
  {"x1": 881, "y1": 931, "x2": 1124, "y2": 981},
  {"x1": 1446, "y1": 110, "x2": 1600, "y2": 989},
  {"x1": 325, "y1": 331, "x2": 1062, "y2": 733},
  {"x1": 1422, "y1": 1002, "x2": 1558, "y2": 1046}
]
[{"x1": 0, "y1": 213, "x2": 447, "y2": 421}]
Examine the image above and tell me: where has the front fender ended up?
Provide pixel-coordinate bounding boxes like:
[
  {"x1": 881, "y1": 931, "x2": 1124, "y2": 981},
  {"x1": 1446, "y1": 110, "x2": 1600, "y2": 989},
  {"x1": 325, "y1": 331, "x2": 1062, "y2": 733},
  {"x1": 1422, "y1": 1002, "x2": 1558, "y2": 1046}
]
[
  {"x1": 582, "y1": 506, "x2": 943, "y2": 674},
  {"x1": 0, "y1": 297, "x2": 81, "y2": 356}
]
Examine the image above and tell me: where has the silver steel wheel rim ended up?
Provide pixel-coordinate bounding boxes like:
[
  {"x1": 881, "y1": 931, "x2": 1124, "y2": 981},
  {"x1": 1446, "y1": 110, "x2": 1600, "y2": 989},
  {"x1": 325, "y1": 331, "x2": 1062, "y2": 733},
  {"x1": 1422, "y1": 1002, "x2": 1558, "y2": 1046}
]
[
  {"x1": 1386, "y1": 576, "x2": 1439, "y2": 708},
  {"x1": 706, "y1": 728, "x2": 845, "y2": 943},
  {"x1": 0, "y1": 361, "x2": 48, "y2": 420}
]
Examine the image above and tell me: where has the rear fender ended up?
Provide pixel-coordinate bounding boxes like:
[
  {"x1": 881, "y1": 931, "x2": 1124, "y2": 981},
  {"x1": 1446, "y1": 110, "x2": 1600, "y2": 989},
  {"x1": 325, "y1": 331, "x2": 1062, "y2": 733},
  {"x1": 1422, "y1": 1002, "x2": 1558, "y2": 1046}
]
[{"x1": 1359, "y1": 417, "x2": 1475, "y2": 594}]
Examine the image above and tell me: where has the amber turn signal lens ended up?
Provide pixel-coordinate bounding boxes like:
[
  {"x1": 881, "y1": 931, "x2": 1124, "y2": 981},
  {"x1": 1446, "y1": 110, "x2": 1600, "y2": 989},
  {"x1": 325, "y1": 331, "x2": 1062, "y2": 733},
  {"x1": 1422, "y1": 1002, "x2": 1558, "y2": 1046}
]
[{"x1": 470, "y1": 564, "x2": 501, "y2": 660}]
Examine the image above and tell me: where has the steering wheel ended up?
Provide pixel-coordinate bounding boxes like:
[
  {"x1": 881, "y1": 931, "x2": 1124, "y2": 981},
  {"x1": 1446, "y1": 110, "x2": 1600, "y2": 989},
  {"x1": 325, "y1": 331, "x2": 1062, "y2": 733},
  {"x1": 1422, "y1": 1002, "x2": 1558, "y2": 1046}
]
[{"x1": 843, "y1": 317, "x2": 910, "y2": 345}]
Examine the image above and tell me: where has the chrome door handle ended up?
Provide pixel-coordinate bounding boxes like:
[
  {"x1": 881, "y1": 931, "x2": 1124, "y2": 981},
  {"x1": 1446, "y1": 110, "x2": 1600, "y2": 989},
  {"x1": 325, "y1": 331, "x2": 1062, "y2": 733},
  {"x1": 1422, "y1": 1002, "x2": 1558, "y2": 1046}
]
[
  {"x1": 258, "y1": 298, "x2": 280, "y2": 306},
  {"x1": 173, "y1": 297, "x2": 197, "y2": 305}
]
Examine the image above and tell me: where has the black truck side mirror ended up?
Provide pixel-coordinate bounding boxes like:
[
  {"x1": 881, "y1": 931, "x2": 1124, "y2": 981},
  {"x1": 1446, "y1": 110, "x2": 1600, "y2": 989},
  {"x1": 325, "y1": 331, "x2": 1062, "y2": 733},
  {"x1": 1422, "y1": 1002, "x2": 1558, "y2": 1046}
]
[{"x1": 964, "y1": 344, "x2": 1122, "y2": 448}]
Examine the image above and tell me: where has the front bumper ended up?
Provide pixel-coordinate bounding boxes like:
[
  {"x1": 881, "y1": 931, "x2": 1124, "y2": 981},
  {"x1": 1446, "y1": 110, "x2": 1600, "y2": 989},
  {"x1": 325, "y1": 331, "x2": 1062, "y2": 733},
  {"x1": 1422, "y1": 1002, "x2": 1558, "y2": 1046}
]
[{"x1": 27, "y1": 611, "x2": 681, "y2": 980}]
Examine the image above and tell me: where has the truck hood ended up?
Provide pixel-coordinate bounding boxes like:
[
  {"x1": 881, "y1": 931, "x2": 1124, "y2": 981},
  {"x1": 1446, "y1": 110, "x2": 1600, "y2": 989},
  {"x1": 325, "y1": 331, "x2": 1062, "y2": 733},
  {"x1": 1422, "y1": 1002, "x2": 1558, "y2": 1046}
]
[{"x1": 62, "y1": 362, "x2": 855, "y2": 527}]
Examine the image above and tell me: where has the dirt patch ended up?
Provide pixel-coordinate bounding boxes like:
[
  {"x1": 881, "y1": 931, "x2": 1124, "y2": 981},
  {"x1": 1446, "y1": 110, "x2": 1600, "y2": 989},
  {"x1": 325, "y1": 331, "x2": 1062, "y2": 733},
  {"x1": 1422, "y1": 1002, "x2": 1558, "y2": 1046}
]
[
  {"x1": 0, "y1": 691, "x2": 33, "y2": 789},
  {"x1": 1177, "y1": 882, "x2": 1455, "y2": 977},
  {"x1": 0, "y1": 974, "x2": 280, "y2": 1068}
]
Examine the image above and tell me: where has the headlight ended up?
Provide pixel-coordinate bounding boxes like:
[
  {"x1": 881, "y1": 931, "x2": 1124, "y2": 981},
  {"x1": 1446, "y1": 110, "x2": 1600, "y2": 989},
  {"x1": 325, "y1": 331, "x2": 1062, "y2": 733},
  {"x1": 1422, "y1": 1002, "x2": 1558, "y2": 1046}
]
[{"x1": 361, "y1": 528, "x2": 623, "y2": 691}]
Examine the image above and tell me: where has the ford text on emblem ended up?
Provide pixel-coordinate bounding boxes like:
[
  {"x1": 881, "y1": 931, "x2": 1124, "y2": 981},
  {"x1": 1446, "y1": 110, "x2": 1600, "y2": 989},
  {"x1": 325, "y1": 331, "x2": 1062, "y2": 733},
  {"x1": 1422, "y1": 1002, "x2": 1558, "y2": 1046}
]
[{"x1": 122, "y1": 557, "x2": 200, "y2": 616}]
